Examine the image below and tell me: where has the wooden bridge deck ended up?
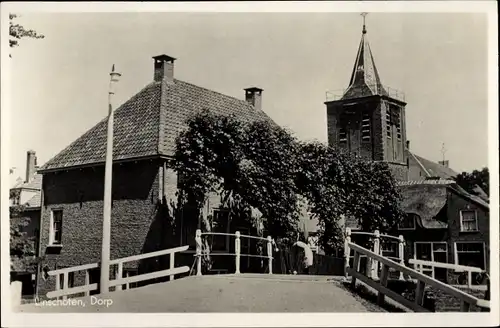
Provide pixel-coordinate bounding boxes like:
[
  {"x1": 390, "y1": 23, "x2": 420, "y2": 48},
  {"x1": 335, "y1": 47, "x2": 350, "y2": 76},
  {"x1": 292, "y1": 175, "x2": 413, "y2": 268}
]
[{"x1": 17, "y1": 274, "x2": 383, "y2": 313}]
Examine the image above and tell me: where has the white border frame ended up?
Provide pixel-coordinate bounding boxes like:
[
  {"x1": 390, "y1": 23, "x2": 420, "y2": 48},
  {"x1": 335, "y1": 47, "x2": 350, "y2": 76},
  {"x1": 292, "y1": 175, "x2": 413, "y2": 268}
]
[{"x1": 1, "y1": 2, "x2": 498, "y2": 328}]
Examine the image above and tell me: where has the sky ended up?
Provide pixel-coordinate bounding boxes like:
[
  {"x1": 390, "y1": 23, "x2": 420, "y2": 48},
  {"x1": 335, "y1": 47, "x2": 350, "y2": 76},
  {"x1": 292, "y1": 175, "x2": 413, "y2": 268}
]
[{"x1": 6, "y1": 12, "x2": 489, "y2": 184}]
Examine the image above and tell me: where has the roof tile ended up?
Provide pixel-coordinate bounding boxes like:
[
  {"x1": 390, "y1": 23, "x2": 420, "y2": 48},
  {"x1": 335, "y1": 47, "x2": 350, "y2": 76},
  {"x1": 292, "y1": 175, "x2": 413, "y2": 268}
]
[{"x1": 40, "y1": 78, "x2": 273, "y2": 171}]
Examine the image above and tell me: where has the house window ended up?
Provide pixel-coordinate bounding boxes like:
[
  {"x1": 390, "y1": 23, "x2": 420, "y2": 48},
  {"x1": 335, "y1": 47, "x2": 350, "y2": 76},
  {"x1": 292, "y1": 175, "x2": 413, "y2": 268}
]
[
  {"x1": 211, "y1": 209, "x2": 230, "y2": 251},
  {"x1": 398, "y1": 214, "x2": 417, "y2": 230},
  {"x1": 385, "y1": 110, "x2": 392, "y2": 138},
  {"x1": 415, "y1": 242, "x2": 448, "y2": 281},
  {"x1": 361, "y1": 111, "x2": 371, "y2": 141},
  {"x1": 50, "y1": 210, "x2": 63, "y2": 245},
  {"x1": 455, "y1": 242, "x2": 485, "y2": 270},
  {"x1": 381, "y1": 241, "x2": 398, "y2": 258},
  {"x1": 460, "y1": 210, "x2": 478, "y2": 232}
]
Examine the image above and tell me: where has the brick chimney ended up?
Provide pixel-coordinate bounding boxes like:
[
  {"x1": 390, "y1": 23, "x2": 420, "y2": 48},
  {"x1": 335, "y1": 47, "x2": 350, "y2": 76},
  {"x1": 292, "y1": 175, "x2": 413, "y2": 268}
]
[
  {"x1": 244, "y1": 87, "x2": 263, "y2": 110},
  {"x1": 439, "y1": 160, "x2": 449, "y2": 168},
  {"x1": 153, "y1": 54, "x2": 176, "y2": 82},
  {"x1": 25, "y1": 150, "x2": 37, "y2": 183}
]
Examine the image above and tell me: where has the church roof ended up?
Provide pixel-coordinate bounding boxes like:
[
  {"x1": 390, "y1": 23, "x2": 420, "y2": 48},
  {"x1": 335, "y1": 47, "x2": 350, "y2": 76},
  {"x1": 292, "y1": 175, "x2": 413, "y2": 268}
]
[
  {"x1": 39, "y1": 61, "x2": 273, "y2": 172},
  {"x1": 342, "y1": 23, "x2": 388, "y2": 100},
  {"x1": 409, "y1": 152, "x2": 458, "y2": 180}
]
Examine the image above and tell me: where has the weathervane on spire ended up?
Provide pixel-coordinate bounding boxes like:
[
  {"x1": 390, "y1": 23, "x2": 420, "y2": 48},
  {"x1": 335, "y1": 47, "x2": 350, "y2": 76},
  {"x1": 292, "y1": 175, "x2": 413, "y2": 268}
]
[
  {"x1": 441, "y1": 142, "x2": 447, "y2": 162},
  {"x1": 361, "y1": 12, "x2": 368, "y2": 34}
]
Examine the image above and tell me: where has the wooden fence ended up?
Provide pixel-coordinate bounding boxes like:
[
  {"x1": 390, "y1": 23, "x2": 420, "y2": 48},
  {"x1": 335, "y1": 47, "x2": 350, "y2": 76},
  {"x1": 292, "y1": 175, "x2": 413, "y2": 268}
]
[
  {"x1": 347, "y1": 242, "x2": 490, "y2": 312},
  {"x1": 46, "y1": 245, "x2": 189, "y2": 299}
]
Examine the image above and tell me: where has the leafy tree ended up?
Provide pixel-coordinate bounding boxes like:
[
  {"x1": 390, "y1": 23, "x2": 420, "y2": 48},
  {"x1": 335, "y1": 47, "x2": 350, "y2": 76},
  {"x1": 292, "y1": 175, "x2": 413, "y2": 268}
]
[
  {"x1": 10, "y1": 205, "x2": 37, "y2": 272},
  {"x1": 174, "y1": 109, "x2": 404, "y2": 258},
  {"x1": 455, "y1": 167, "x2": 489, "y2": 198},
  {"x1": 9, "y1": 14, "x2": 44, "y2": 57},
  {"x1": 295, "y1": 142, "x2": 404, "y2": 255}
]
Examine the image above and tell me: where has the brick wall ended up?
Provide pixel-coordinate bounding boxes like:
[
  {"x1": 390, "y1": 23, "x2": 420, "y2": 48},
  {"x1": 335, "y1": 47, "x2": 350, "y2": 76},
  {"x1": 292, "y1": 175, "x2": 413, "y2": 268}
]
[
  {"x1": 388, "y1": 162, "x2": 409, "y2": 181},
  {"x1": 446, "y1": 191, "x2": 489, "y2": 272},
  {"x1": 37, "y1": 160, "x2": 166, "y2": 298}
]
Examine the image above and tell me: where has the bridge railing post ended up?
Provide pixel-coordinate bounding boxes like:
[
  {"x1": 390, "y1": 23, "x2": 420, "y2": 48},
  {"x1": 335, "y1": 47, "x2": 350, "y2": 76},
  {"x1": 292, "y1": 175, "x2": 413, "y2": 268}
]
[
  {"x1": 195, "y1": 229, "x2": 202, "y2": 276},
  {"x1": 235, "y1": 231, "x2": 241, "y2": 274},
  {"x1": 267, "y1": 236, "x2": 273, "y2": 274},
  {"x1": 344, "y1": 228, "x2": 351, "y2": 279},
  {"x1": 372, "y1": 230, "x2": 380, "y2": 280},
  {"x1": 398, "y1": 235, "x2": 405, "y2": 280}
]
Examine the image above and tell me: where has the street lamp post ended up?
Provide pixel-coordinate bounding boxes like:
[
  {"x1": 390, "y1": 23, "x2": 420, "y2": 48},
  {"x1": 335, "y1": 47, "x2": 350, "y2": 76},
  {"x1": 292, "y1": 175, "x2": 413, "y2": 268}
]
[{"x1": 100, "y1": 64, "x2": 121, "y2": 293}]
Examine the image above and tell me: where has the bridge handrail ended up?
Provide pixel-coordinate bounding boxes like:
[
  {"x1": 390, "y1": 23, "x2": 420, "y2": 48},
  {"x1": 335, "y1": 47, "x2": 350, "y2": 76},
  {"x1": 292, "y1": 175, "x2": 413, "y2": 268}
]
[
  {"x1": 201, "y1": 231, "x2": 270, "y2": 243},
  {"x1": 46, "y1": 245, "x2": 189, "y2": 300},
  {"x1": 196, "y1": 229, "x2": 274, "y2": 276},
  {"x1": 347, "y1": 242, "x2": 490, "y2": 311},
  {"x1": 409, "y1": 258, "x2": 485, "y2": 273}
]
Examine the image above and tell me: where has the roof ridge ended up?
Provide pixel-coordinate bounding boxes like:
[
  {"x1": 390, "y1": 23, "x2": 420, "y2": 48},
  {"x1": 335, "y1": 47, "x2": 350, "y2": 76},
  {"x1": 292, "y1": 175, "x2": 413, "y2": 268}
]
[{"x1": 173, "y1": 78, "x2": 255, "y2": 109}]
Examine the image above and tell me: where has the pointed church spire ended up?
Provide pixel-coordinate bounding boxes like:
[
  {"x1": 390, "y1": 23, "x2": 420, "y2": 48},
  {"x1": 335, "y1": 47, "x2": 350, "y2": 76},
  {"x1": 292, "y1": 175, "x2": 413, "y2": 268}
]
[{"x1": 342, "y1": 13, "x2": 387, "y2": 100}]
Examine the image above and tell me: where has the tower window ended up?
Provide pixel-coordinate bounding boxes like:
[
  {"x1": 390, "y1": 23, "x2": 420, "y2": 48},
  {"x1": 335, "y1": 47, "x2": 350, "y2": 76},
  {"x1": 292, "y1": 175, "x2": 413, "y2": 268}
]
[
  {"x1": 361, "y1": 111, "x2": 371, "y2": 141},
  {"x1": 386, "y1": 110, "x2": 392, "y2": 138},
  {"x1": 396, "y1": 111, "x2": 402, "y2": 140}
]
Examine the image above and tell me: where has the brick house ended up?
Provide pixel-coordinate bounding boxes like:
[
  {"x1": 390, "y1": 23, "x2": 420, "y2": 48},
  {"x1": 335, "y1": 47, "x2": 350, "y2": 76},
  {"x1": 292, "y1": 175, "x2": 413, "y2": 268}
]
[
  {"x1": 327, "y1": 23, "x2": 490, "y2": 281},
  {"x1": 395, "y1": 180, "x2": 490, "y2": 284},
  {"x1": 10, "y1": 150, "x2": 42, "y2": 297},
  {"x1": 36, "y1": 54, "x2": 276, "y2": 297}
]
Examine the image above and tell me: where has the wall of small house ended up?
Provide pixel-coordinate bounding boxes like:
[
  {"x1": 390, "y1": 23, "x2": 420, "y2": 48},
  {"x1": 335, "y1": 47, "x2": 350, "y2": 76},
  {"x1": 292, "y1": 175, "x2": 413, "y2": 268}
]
[
  {"x1": 446, "y1": 191, "x2": 489, "y2": 281},
  {"x1": 37, "y1": 160, "x2": 171, "y2": 298}
]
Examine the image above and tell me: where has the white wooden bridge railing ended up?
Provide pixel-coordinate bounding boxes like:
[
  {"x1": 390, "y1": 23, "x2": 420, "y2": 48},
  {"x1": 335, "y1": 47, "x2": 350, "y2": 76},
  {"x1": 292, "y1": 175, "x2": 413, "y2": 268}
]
[
  {"x1": 46, "y1": 245, "x2": 189, "y2": 300},
  {"x1": 347, "y1": 242, "x2": 490, "y2": 312},
  {"x1": 195, "y1": 229, "x2": 274, "y2": 276},
  {"x1": 409, "y1": 258, "x2": 486, "y2": 289},
  {"x1": 345, "y1": 228, "x2": 405, "y2": 281}
]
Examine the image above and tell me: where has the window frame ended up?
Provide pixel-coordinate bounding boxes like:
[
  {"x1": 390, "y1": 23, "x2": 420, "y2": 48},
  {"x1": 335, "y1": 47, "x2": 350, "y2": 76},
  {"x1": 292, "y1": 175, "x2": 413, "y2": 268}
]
[
  {"x1": 414, "y1": 241, "x2": 448, "y2": 279},
  {"x1": 453, "y1": 241, "x2": 486, "y2": 271},
  {"x1": 361, "y1": 111, "x2": 371, "y2": 142},
  {"x1": 49, "y1": 209, "x2": 63, "y2": 246},
  {"x1": 459, "y1": 209, "x2": 478, "y2": 232},
  {"x1": 398, "y1": 214, "x2": 417, "y2": 230}
]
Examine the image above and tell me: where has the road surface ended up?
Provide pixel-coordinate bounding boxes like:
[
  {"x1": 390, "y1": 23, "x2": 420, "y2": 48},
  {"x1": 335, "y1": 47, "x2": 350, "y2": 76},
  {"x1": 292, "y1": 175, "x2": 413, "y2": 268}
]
[{"x1": 17, "y1": 274, "x2": 384, "y2": 313}]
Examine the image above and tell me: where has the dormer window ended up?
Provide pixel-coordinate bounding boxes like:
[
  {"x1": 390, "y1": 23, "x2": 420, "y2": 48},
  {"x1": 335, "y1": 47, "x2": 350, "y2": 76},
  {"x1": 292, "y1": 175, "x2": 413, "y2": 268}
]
[{"x1": 361, "y1": 111, "x2": 371, "y2": 141}]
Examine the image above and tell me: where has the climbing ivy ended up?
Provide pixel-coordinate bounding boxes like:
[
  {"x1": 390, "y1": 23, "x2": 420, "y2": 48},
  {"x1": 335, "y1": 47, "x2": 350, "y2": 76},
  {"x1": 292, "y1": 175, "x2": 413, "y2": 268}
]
[{"x1": 174, "y1": 109, "x2": 404, "y2": 256}]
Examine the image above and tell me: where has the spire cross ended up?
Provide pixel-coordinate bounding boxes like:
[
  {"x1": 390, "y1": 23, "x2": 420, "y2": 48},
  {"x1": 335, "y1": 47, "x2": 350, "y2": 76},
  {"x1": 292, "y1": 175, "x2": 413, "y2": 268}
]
[{"x1": 361, "y1": 12, "x2": 368, "y2": 34}]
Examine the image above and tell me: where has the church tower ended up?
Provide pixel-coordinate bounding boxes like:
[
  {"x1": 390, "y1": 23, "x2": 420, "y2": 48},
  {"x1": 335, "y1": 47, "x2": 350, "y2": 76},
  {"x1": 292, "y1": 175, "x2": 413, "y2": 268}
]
[{"x1": 325, "y1": 14, "x2": 409, "y2": 180}]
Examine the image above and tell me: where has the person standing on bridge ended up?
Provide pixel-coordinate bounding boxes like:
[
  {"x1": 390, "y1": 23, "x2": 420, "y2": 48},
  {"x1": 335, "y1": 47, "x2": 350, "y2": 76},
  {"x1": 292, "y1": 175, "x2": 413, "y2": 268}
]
[{"x1": 293, "y1": 238, "x2": 314, "y2": 275}]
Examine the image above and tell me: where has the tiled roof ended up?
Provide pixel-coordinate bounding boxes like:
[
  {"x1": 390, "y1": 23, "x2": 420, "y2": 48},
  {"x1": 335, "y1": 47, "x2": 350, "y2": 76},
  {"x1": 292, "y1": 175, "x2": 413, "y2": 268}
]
[
  {"x1": 40, "y1": 79, "x2": 273, "y2": 171},
  {"x1": 11, "y1": 173, "x2": 42, "y2": 191},
  {"x1": 409, "y1": 152, "x2": 458, "y2": 180},
  {"x1": 25, "y1": 192, "x2": 41, "y2": 208},
  {"x1": 397, "y1": 179, "x2": 455, "y2": 186},
  {"x1": 342, "y1": 28, "x2": 388, "y2": 100}
]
